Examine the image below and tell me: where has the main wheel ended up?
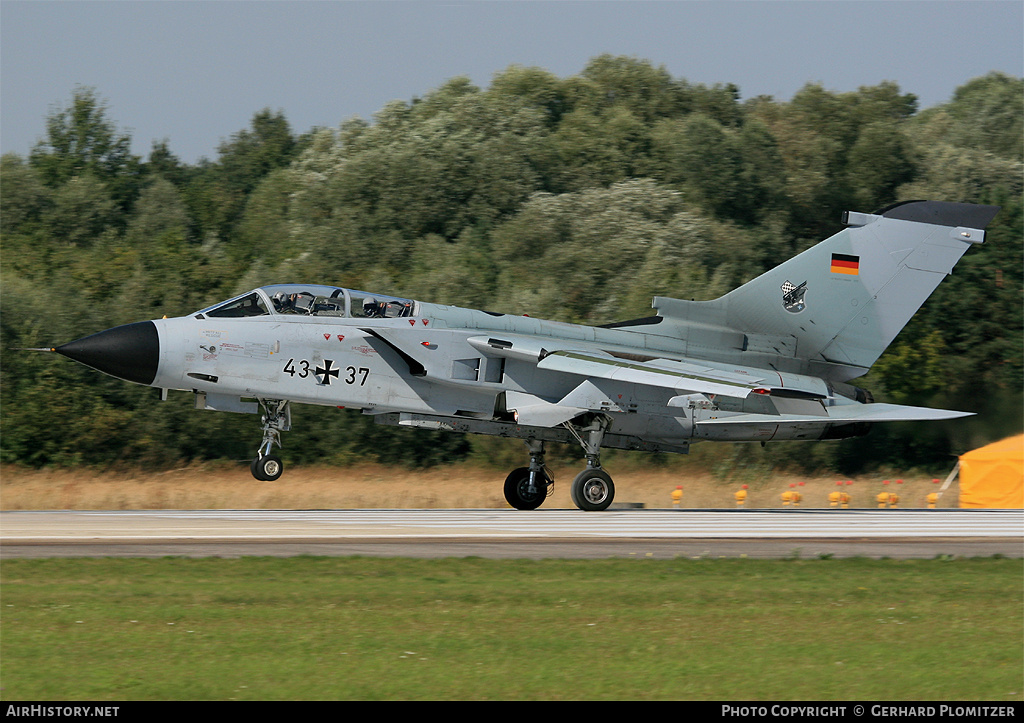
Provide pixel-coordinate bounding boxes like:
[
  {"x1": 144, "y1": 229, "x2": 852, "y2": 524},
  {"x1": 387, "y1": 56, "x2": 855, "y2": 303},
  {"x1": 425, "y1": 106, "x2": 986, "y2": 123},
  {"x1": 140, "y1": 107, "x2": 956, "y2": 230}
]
[
  {"x1": 571, "y1": 468, "x2": 615, "y2": 511},
  {"x1": 503, "y1": 467, "x2": 548, "y2": 510},
  {"x1": 251, "y1": 454, "x2": 284, "y2": 481}
]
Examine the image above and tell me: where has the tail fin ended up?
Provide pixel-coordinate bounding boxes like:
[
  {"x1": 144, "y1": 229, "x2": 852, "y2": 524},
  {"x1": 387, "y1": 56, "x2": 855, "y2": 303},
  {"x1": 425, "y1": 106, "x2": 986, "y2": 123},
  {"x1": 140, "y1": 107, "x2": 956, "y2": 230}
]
[{"x1": 647, "y1": 201, "x2": 999, "y2": 381}]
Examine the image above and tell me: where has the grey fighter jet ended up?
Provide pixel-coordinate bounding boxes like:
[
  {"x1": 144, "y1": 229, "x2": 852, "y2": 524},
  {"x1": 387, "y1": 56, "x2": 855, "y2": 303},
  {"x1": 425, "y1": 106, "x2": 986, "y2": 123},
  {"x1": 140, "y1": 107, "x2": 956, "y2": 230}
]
[{"x1": 50, "y1": 200, "x2": 999, "y2": 510}]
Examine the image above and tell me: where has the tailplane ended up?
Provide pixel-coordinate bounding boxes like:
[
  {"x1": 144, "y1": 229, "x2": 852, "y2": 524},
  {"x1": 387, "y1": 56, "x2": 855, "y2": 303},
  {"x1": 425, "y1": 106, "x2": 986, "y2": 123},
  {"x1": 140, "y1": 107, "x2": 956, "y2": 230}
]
[{"x1": 640, "y1": 201, "x2": 999, "y2": 381}]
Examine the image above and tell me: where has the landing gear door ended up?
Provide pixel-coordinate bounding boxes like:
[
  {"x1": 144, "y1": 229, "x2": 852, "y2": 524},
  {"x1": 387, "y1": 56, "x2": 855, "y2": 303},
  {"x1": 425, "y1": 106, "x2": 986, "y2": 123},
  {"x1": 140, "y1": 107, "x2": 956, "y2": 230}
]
[{"x1": 195, "y1": 392, "x2": 259, "y2": 415}]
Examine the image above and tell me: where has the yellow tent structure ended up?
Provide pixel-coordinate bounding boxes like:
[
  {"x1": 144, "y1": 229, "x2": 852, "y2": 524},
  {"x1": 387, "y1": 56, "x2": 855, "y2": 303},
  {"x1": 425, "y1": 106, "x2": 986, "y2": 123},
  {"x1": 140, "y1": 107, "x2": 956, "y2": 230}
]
[{"x1": 958, "y1": 435, "x2": 1024, "y2": 508}]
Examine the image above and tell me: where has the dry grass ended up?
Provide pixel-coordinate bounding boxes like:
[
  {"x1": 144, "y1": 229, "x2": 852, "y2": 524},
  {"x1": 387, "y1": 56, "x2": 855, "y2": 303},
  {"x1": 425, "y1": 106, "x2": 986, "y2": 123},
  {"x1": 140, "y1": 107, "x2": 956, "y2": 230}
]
[{"x1": 0, "y1": 463, "x2": 958, "y2": 510}]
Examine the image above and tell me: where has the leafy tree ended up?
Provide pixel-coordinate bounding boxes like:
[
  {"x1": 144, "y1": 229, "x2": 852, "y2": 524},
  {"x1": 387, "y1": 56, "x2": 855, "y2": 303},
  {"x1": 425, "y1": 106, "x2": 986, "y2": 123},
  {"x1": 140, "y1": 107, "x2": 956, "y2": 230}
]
[
  {"x1": 650, "y1": 112, "x2": 739, "y2": 218},
  {"x1": 544, "y1": 105, "x2": 647, "y2": 193},
  {"x1": 28, "y1": 86, "x2": 141, "y2": 214},
  {"x1": 219, "y1": 108, "x2": 298, "y2": 190},
  {"x1": 578, "y1": 54, "x2": 687, "y2": 123},
  {"x1": 732, "y1": 119, "x2": 787, "y2": 224},
  {"x1": 846, "y1": 120, "x2": 916, "y2": 210},
  {"x1": 43, "y1": 173, "x2": 118, "y2": 246},
  {"x1": 183, "y1": 109, "x2": 301, "y2": 245},
  {"x1": 0, "y1": 154, "x2": 50, "y2": 235},
  {"x1": 146, "y1": 139, "x2": 192, "y2": 187},
  {"x1": 231, "y1": 167, "x2": 298, "y2": 266},
  {"x1": 491, "y1": 179, "x2": 717, "y2": 322},
  {"x1": 2, "y1": 66, "x2": 1020, "y2": 474},
  {"x1": 402, "y1": 229, "x2": 498, "y2": 310},
  {"x1": 944, "y1": 72, "x2": 1024, "y2": 160},
  {"x1": 489, "y1": 64, "x2": 572, "y2": 127},
  {"x1": 288, "y1": 85, "x2": 547, "y2": 256},
  {"x1": 688, "y1": 81, "x2": 743, "y2": 128}
]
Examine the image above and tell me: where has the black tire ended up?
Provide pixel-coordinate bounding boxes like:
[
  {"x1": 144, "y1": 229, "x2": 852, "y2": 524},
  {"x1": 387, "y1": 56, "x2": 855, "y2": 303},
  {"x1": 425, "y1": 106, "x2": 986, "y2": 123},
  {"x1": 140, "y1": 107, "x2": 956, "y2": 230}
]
[
  {"x1": 251, "y1": 454, "x2": 283, "y2": 482},
  {"x1": 571, "y1": 468, "x2": 615, "y2": 511},
  {"x1": 503, "y1": 467, "x2": 547, "y2": 510}
]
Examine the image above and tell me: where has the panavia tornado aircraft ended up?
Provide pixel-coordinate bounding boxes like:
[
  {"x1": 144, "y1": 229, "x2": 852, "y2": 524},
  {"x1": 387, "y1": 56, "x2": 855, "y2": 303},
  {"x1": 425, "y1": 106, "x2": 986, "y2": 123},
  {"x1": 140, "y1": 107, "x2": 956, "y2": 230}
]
[{"x1": 49, "y1": 200, "x2": 999, "y2": 510}]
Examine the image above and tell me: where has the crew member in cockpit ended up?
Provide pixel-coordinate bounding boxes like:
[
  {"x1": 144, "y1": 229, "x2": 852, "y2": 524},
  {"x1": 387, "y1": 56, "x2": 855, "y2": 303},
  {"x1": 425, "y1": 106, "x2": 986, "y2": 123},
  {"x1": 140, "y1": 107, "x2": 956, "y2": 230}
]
[
  {"x1": 272, "y1": 291, "x2": 316, "y2": 314},
  {"x1": 362, "y1": 297, "x2": 384, "y2": 318},
  {"x1": 271, "y1": 292, "x2": 292, "y2": 313}
]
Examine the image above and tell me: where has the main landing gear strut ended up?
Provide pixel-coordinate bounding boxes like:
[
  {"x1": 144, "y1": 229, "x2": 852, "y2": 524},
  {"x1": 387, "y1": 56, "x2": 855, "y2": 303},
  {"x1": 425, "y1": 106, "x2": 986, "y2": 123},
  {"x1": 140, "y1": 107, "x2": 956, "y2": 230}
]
[
  {"x1": 251, "y1": 399, "x2": 290, "y2": 481},
  {"x1": 565, "y1": 415, "x2": 615, "y2": 512},
  {"x1": 503, "y1": 415, "x2": 616, "y2": 512}
]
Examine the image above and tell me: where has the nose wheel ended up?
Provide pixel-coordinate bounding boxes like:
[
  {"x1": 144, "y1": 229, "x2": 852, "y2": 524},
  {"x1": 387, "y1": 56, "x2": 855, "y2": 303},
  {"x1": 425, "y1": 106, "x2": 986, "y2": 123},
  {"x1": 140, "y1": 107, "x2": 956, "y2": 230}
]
[
  {"x1": 251, "y1": 399, "x2": 290, "y2": 481},
  {"x1": 251, "y1": 454, "x2": 284, "y2": 481}
]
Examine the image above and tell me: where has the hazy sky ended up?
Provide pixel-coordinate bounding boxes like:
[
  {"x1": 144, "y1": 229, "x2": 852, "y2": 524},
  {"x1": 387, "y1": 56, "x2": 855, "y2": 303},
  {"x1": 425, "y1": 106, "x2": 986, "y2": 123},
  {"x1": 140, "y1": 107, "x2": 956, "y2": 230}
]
[{"x1": 2, "y1": 0, "x2": 1021, "y2": 164}]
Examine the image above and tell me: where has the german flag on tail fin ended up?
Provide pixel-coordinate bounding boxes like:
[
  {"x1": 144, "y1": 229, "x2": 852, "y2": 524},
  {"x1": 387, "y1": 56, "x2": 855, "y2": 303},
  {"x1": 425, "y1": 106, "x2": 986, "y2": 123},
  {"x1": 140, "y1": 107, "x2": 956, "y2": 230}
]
[{"x1": 830, "y1": 253, "x2": 859, "y2": 275}]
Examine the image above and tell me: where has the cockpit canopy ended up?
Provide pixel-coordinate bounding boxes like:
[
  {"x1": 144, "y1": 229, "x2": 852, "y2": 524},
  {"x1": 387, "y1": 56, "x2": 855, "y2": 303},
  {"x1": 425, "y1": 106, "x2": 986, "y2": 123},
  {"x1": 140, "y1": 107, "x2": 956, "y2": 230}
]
[{"x1": 200, "y1": 285, "x2": 415, "y2": 319}]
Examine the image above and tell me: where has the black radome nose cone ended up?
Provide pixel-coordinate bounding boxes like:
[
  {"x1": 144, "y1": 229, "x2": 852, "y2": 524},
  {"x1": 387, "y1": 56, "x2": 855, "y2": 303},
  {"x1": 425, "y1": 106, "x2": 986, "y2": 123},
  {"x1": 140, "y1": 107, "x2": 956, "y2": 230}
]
[{"x1": 55, "y1": 321, "x2": 160, "y2": 386}]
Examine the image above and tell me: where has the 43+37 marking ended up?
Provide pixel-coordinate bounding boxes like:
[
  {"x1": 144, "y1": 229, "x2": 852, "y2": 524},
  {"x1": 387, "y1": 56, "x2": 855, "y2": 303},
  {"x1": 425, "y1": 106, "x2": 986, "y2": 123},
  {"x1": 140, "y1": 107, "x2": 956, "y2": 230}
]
[{"x1": 283, "y1": 359, "x2": 368, "y2": 386}]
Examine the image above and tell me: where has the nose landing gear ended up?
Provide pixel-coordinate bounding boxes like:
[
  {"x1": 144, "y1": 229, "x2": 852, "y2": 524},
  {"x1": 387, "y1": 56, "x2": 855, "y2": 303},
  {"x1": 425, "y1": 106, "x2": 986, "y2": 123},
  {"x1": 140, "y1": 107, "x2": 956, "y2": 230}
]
[{"x1": 251, "y1": 399, "x2": 290, "y2": 481}]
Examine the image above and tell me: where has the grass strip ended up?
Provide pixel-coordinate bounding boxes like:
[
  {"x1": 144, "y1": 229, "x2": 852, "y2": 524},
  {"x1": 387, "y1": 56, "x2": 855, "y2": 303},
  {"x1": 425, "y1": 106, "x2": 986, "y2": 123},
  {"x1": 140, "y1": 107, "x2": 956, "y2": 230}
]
[{"x1": 2, "y1": 556, "x2": 1021, "y2": 700}]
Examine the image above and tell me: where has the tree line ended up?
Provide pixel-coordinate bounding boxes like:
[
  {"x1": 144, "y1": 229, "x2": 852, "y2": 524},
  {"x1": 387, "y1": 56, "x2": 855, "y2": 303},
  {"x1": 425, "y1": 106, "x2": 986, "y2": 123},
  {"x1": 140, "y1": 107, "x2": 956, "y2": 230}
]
[{"x1": 2, "y1": 56, "x2": 1021, "y2": 476}]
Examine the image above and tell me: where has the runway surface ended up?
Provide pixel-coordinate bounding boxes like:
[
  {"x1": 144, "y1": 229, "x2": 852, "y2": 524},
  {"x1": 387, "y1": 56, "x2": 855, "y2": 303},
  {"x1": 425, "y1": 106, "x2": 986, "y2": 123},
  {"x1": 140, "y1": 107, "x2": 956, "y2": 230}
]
[{"x1": 2, "y1": 508, "x2": 1021, "y2": 559}]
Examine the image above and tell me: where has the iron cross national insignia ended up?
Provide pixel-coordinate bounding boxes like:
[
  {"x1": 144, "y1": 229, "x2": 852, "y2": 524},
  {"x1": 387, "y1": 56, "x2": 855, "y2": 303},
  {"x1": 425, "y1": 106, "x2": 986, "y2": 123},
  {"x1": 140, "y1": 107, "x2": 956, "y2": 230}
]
[{"x1": 315, "y1": 360, "x2": 340, "y2": 385}]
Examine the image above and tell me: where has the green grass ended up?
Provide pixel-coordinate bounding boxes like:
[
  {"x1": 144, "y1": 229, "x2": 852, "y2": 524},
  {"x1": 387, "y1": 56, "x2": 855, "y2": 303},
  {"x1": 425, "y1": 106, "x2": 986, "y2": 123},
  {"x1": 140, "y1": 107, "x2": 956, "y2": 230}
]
[{"x1": 2, "y1": 557, "x2": 1021, "y2": 701}]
